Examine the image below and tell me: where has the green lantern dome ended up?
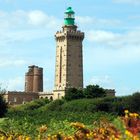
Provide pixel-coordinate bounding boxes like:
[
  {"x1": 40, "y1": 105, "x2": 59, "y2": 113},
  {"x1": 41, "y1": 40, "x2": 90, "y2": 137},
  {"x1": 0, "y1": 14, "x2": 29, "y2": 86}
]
[{"x1": 64, "y1": 7, "x2": 75, "y2": 25}]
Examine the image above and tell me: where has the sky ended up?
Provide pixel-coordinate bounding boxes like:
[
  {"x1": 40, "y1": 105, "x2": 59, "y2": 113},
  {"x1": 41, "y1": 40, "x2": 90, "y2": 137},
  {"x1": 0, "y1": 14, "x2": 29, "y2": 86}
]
[{"x1": 0, "y1": 0, "x2": 140, "y2": 96}]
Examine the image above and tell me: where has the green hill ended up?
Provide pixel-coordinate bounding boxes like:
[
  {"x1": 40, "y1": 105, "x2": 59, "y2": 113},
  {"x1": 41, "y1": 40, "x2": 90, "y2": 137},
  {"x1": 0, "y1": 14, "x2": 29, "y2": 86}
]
[{"x1": 0, "y1": 92, "x2": 140, "y2": 138}]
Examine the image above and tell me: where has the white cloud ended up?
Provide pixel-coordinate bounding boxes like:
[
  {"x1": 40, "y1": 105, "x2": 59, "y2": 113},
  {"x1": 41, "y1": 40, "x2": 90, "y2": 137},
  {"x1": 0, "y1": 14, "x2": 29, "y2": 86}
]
[
  {"x1": 87, "y1": 30, "x2": 119, "y2": 44},
  {"x1": 76, "y1": 16, "x2": 121, "y2": 28},
  {"x1": 0, "y1": 59, "x2": 27, "y2": 67},
  {"x1": 0, "y1": 29, "x2": 50, "y2": 46},
  {"x1": 7, "y1": 77, "x2": 24, "y2": 91},
  {"x1": 89, "y1": 75, "x2": 115, "y2": 89},
  {"x1": 0, "y1": 10, "x2": 61, "y2": 46},
  {"x1": 1, "y1": 76, "x2": 24, "y2": 91},
  {"x1": 76, "y1": 16, "x2": 93, "y2": 24},
  {"x1": 27, "y1": 10, "x2": 61, "y2": 28},
  {"x1": 0, "y1": 9, "x2": 59, "y2": 29},
  {"x1": 83, "y1": 29, "x2": 140, "y2": 72},
  {"x1": 116, "y1": 87, "x2": 139, "y2": 96},
  {"x1": 113, "y1": 0, "x2": 140, "y2": 5},
  {"x1": 86, "y1": 29, "x2": 140, "y2": 48},
  {"x1": 28, "y1": 10, "x2": 49, "y2": 26}
]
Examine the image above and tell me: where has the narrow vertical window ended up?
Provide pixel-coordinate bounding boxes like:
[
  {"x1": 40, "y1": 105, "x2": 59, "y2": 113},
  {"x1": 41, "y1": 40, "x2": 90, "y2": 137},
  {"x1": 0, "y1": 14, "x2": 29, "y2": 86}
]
[{"x1": 59, "y1": 47, "x2": 62, "y2": 83}]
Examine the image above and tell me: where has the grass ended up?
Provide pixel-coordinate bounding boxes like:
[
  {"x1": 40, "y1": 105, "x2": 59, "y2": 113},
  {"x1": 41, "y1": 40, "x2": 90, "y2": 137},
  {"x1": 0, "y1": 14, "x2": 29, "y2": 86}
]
[{"x1": 0, "y1": 98, "x2": 118, "y2": 138}]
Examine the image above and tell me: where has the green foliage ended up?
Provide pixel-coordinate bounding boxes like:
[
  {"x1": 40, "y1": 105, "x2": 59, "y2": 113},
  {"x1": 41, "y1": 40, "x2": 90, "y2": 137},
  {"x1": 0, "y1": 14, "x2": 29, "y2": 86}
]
[
  {"x1": 1, "y1": 92, "x2": 140, "y2": 138},
  {"x1": 65, "y1": 88, "x2": 84, "y2": 101},
  {"x1": 61, "y1": 97, "x2": 117, "y2": 113},
  {"x1": 47, "y1": 119, "x2": 75, "y2": 135},
  {"x1": 128, "y1": 92, "x2": 140, "y2": 112},
  {"x1": 22, "y1": 98, "x2": 50, "y2": 110},
  {"x1": 64, "y1": 85, "x2": 107, "y2": 101},
  {"x1": 84, "y1": 85, "x2": 106, "y2": 98},
  {"x1": 0, "y1": 118, "x2": 38, "y2": 138},
  {"x1": 111, "y1": 92, "x2": 140, "y2": 114},
  {"x1": 2, "y1": 98, "x2": 117, "y2": 138},
  {"x1": 1, "y1": 110, "x2": 115, "y2": 138},
  {"x1": 61, "y1": 99, "x2": 96, "y2": 112},
  {"x1": 8, "y1": 98, "x2": 50, "y2": 112},
  {"x1": 43, "y1": 99, "x2": 65, "y2": 111},
  {"x1": 0, "y1": 89, "x2": 7, "y2": 118},
  {"x1": 112, "y1": 117, "x2": 126, "y2": 134},
  {"x1": 0, "y1": 87, "x2": 6, "y2": 95}
]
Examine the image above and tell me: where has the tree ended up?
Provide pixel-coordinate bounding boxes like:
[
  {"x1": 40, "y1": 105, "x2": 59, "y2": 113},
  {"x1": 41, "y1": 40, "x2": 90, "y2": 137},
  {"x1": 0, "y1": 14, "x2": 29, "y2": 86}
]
[
  {"x1": 128, "y1": 92, "x2": 140, "y2": 112},
  {"x1": 65, "y1": 88, "x2": 84, "y2": 101},
  {"x1": 0, "y1": 88, "x2": 7, "y2": 117},
  {"x1": 84, "y1": 85, "x2": 106, "y2": 98}
]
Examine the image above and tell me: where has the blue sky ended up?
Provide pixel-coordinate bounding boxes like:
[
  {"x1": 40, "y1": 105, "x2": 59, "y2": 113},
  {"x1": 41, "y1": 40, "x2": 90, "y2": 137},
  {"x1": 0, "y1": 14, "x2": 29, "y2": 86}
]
[{"x1": 0, "y1": 0, "x2": 140, "y2": 96}]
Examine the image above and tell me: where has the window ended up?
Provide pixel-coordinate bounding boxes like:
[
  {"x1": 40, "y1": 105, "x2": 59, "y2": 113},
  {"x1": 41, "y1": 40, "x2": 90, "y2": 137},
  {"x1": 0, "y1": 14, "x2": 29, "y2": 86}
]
[
  {"x1": 58, "y1": 93, "x2": 60, "y2": 99},
  {"x1": 22, "y1": 98, "x2": 26, "y2": 104},
  {"x1": 14, "y1": 97, "x2": 17, "y2": 102}
]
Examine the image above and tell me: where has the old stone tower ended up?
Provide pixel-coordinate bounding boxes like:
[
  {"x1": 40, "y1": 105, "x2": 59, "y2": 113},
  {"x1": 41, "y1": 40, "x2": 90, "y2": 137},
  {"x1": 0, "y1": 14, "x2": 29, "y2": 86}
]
[
  {"x1": 25, "y1": 65, "x2": 43, "y2": 92},
  {"x1": 53, "y1": 7, "x2": 84, "y2": 99}
]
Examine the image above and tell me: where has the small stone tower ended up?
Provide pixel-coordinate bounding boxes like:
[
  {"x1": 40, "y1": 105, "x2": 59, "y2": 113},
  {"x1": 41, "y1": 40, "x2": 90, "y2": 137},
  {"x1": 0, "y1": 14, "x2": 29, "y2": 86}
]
[
  {"x1": 53, "y1": 7, "x2": 84, "y2": 99},
  {"x1": 25, "y1": 65, "x2": 43, "y2": 92}
]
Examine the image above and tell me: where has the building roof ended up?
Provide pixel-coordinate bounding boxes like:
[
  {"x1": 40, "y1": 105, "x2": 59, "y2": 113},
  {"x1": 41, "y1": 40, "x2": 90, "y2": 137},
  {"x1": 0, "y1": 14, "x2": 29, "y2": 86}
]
[{"x1": 65, "y1": 7, "x2": 75, "y2": 14}]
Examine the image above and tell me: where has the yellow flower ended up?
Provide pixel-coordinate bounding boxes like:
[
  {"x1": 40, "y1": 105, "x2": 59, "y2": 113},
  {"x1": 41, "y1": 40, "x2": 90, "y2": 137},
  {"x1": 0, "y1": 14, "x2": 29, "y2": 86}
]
[
  {"x1": 129, "y1": 113, "x2": 134, "y2": 117},
  {"x1": 133, "y1": 136, "x2": 139, "y2": 140},
  {"x1": 70, "y1": 122, "x2": 85, "y2": 129},
  {"x1": 133, "y1": 113, "x2": 139, "y2": 118},
  {"x1": 7, "y1": 136, "x2": 13, "y2": 140},
  {"x1": 0, "y1": 136, "x2": 5, "y2": 140},
  {"x1": 86, "y1": 133, "x2": 90, "y2": 137},
  {"x1": 124, "y1": 110, "x2": 129, "y2": 114},
  {"x1": 125, "y1": 130, "x2": 133, "y2": 138},
  {"x1": 25, "y1": 137, "x2": 31, "y2": 140}
]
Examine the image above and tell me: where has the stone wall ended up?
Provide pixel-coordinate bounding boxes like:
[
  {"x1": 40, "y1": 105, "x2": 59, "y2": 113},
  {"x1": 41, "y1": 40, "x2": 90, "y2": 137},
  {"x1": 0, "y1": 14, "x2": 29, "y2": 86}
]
[{"x1": 4, "y1": 91, "x2": 39, "y2": 105}]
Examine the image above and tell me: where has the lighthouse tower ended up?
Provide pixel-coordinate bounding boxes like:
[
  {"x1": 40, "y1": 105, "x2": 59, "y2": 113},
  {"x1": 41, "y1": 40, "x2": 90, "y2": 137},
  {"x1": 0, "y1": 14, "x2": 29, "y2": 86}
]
[{"x1": 53, "y1": 7, "x2": 84, "y2": 99}]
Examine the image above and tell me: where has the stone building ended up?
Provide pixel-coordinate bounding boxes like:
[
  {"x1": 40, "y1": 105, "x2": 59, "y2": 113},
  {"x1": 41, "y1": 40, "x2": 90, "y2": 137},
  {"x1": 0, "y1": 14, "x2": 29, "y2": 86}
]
[
  {"x1": 25, "y1": 65, "x2": 43, "y2": 92},
  {"x1": 53, "y1": 7, "x2": 84, "y2": 99},
  {"x1": 3, "y1": 65, "x2": 53, "y2": 105},
  {"x1": 105, "y1": 89, "x2": 116, "y2": 97},
  {"x1": 4, "y1": 91, "x2": 39, "y2": 105}
]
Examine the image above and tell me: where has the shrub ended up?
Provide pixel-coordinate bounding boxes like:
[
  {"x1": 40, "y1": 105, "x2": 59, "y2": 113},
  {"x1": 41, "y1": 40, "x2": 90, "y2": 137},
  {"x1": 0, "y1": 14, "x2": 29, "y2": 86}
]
[
  {"x1": 65, "y1": 88, "x2": 84, "y2": 101},
  {"x1": 45, "y1": 99, "x2": 65, "y2": 111},
  {"x1": 23, "y1": 98, "x2": 50, "y2": 110},
  {"x1": 83, "y1": 85, "x2": 106, "y2": 98},
  {"x1": 127, "y1": 92, "x2": 140, "y2": 112},
  {"x1": 0, "y1": 94, "x2": 7, "y2": 117}
]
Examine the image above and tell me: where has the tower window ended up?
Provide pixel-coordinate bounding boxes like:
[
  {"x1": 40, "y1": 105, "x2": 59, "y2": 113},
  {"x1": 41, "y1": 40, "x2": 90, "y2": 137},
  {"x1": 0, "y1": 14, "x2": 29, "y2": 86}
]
[{"x1": 14, "y1": 97, "x2": 17, "y2": 102}]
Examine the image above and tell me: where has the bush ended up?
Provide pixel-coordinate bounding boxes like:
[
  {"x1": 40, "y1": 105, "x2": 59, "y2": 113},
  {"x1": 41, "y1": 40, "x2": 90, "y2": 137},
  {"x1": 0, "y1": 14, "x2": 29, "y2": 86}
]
[
  {"x1": 127, "y1": 92, "x2": 140, "y2": 112},
  {"x1": 0, "y1": 95, "x2": 7, "y2": 117},
  {"x1": 45, "y1": 99, "x2": 65, "y2": 111},
  {"x1": 84, "y1": 85, "x2": 106, "y2": 98},
  {"x1": 0, "y1": 94, "x2": 7, "y2": 118},
  {"x1": 65, "y1": 88, "x2": 84, "y2": 101},
  {"x1": 22, "y1": 98, "x2": 50, "y2": 110}
]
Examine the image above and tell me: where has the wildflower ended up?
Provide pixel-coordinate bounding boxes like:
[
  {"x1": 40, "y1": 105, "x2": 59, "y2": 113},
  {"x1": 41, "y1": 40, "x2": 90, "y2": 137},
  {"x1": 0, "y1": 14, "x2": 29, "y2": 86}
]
[
  {"x1": 124, "y1": 110, "x2": 129, "y2": 114},
  {"x1": 125, "y1": 130, "x2": 133, "y2": 138},
  {"x1": 86, "y1": 133, "x2": 90, "y2": 138},
  {"x1": 0, "y1": 136, "x2": 6, "y2": 140},
  {"x1": 18, "y1": 135, "x2": 23, "y2": 140},
  {"x1": 133, "y1": 113, "x2": 139, "y2": 118},
  {"x1": 129, "y1": 113, "x2": 134, "y2": 117},
  {"x1": 7, "y1": 136, "x2": 13, "y2": 140},
  {"x1": 70, "y1": 122, "x2": 85, "y2": 129},
  {"x1": 25, "y1": 137, "x2": 31, "y2": 140},
  {"x1": 39, "y1": 125, "x2": 47, "y2": 133}
]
